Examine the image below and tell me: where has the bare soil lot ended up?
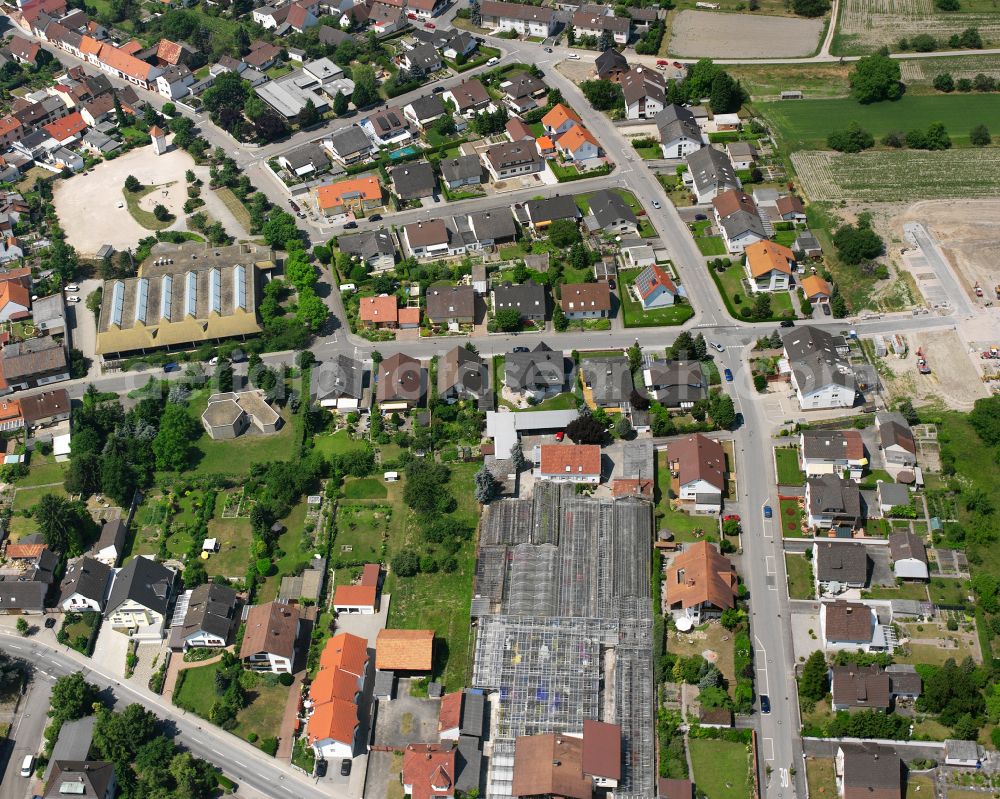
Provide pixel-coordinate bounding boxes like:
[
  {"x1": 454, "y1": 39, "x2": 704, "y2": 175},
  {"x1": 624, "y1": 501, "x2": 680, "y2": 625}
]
[
  {"x1": 877, "y1": 329, "x2": 989, "y2": 410},
  {"x1": 53, "y1": 142, "x2": 247, "y2": 255},
  {"x1": 668, "y1": 11, "x2": 823, "y2": 58}
]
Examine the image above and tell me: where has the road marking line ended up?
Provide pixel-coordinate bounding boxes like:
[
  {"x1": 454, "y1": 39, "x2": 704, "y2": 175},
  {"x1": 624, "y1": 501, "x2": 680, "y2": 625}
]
[
  {"x1": 781, "y1": 768, "x2": 789, "y2": 788},
  {"x1": 766, "y1": 556, "x2": 775, "y2": 575},
  {"x1": 233, "y1": 760, "x2": 247, "y2": 768},
  {"x1": 763, "y1": 737, "x2": 775, "y2": 761}
]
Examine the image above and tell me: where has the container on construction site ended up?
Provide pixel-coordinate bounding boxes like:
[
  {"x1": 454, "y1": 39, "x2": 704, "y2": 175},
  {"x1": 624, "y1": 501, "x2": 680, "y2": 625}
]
[
  {"x1": 892, "y1": 334, "x2": 907, "y2": 358},
  {"x1": 874, "y1": 336, "x2": 887, "y2": 357}
]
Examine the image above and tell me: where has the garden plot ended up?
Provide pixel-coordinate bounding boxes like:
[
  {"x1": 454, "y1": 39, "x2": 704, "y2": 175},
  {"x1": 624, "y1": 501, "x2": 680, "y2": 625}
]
[
  {"x1": 835, "y1": 0, "x2": 1000, "y2": 53},
  {"x1": 900, "y1": 54, "x2": 1000, "y2": 84},
  {"x1": 792, "y1": 149, "x2": 1000, "y2": 202},
  {"x1": 669, "y1": 10, "x2": 823, "y2": 58}
]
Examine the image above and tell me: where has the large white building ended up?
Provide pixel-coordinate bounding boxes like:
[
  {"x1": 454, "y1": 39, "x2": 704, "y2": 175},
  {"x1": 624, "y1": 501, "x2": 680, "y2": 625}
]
[{"x1": 782, "y1": 326, "x2": 857, "y2": 410}]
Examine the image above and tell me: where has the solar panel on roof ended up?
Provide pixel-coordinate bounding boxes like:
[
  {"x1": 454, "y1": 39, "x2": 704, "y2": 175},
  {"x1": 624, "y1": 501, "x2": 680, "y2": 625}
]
[
  {"x1": 110, "y1": 280, "x2": 125, "y2": 327},
  {"x1": 134, "y1": 278, "x2": 148, "y2": 325},
  {"x1": 234, "y1": 264, "x2": 247, "y2": 311},
  {"x1": 209, "y1": 268, "x2": 221, "y2": 314},
  {"x1": 161, "y1": 274, "x2": 172, "y2": 320},
  {"x1": 185, "y1": 271, "x2": 197, "y2": 317}
]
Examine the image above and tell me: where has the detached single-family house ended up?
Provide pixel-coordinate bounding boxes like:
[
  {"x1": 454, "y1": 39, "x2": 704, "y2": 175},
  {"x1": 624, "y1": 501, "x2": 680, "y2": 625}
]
[
  {"x1": 401, "y1": 43, "x2": 441, "y2": 75},
  {"x1": 712, "y1": 190, "x2": 766, "y2": 255},
  {"x1": 361, "y1": 107, "x2": 411, "y2": 148},
  {"x1": 541, "y1": 103, "x2": 582, "y2": 138},
  {"x1": 560, "y1": 282, "x2": 611, "y2": 319},
  {"x1": 426, "y1": 286, "x2": 475, "y2": 326},
  {"x1": 91, "y1": 519, "x2": 127, "y2": 567},
  {"x1": 324, "y1": 126, "x2": 374, "y2": 166},
  {"x1": 821, "y1": 600, "x2": 880, "y2": 652},
  {"x1": 314, "y1": 354, "x2": 366, "y2": 411},
  {"x1": 667, "y1": 433, "x2": 726, "y2": 511},
  {"x1": 665, "y1": 541, "x2": 737, "y2": 623},
  {"x1": 656, "y1": 104, "x2": 704, "y2": 158},
  {"x1": 814, "y1": 541, "x2": 869, "y2": 592},
  {"x1": 376, "y1": 352, "x2": 426, "y2": 410},
  {"x1": 498, "y1": 71, "x2": 548, "y2": 115},
  {"x1": 440, "y1": 155, "x2": 483, "y2": 190},
  {"x1": 483, "y1": 140, "x2": 543, "y2": 181},
  {"x1": 277, "y1": 143, "x2": 329, "y2": 177},
  {"x1": 631, "y1": 264, "x2": 678, "y2": 309},
  {"x1": 359, "y1": 295, "x2": 400, "y2": 329},
  {"x1": 830, "y1": 664, "x2": 892, "y2": 712},
  {"x1": 504, "y1": 342, "x2": 565, "y2": 400},
  {"x1": 782, "y1": 326, "x2": 857, "y2": 410},
  {"x1": 835, "y1": 744, "x2": 903, "y2": 799},
  {"x1": 240, "y1": 600, "x2": 300, "y2": 672},
  {"x1": 580, "y1": 357, "x2": 632, "y2": 408},
  {"x1": 799, "y1": 429, "x2": 866, "y2": 479},
  {"x1": 555, "y1": 124, "x2": 601, "y2": 163},
  {"x1": 595, "y1": 48, "x2": 629, "y2": 82},
  {"x1": 403, "y1": 219, "x2": 452, "y2": 259},
  {"x1": 402, "y1": 95, "x2": 446, "y2": 129},
  {"x1": 521, "y1": 195, "x2": 580, "y2": 230},
  {"x1": 744, "y1": 240, "x2": 796, "y2": 292},
  {"x1": 878, "y1": 481, "x2": 911, "y2": 516},
  {"x1": 402, "y1": 743, "x2": 456, "y2": 799},
  {"x1": 643, "y1": 360, "x2": 705, "y2": 408},
  {"x1": 59, "y1": 556, "x2": 113, "y2": 612},
  {"x1": 338, "y1": 229, "x2": 396, "y2": 272},
  {"x1": 442, "y1": 78, "x2": 490, "y2": 117},
  {"x1": 875, "y1": 412, "x2": 917, "y2": 469},
  {"x1": 888, "y1": 530, "x2": 928, "y2": 581},
  {"x1": 104, "y1": 556, "x2": 176, "y2": 641},
  {"x1": 438, "y1": 346, "x2": 487, "y2": 403},
  {"x1": 468, "y1": 208, "x2": 517, "y2": 247},
  {"x1": 726, "y1": 141, "x2": 756, "y2": 170},
  {"x1": 620, "y1": 66, "x2": 665, "y2": 120},
  {"x1": 492, "y1": 280, "x2": 546, "y2": 323},
  {"x1": 807, "y1": 475, "x2": 863, "y2": 530},
  {"x1": 684, "y1": 146, "x2": 740, "y2": 203},
  {"x1": 800, "y1": 274, "x2": 831, "y2": 303},
  {"x1": 537, "y1": 444, "x2": 602, "y2": 484},
  {"x1": 171, "y1": 582, "x2": 240, "y2": 650},
  {"x1": 587, "y1": 189, "x2": 637, "y2": 235},
  {"x1": 390, "y1": 161, "x2": 437, "y2": 201}
]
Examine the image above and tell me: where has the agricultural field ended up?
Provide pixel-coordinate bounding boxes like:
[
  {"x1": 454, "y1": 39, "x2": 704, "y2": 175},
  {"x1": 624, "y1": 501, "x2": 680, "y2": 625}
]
[
  {"x1": 833, "y1": 0, "x2": 1000, "y2": 54},
  {"x1": 761, "y1": 95, "x2": 1000, "y2": 151},
  {"x1": 899, "y1": 54, "x2": 1000, "y2": 86},
  {"x1": 792, "y1": 148, "x2": 1000, "y2": 202},
  {"x1": 734, "y1": 63, "x2": 853, "y2": 100},
  {"x1": 669, "y1": 10, "x2": 824, "y2": 58}
]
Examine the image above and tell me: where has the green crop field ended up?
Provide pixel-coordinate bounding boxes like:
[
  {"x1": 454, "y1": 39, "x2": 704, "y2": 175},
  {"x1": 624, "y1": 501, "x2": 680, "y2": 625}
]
[{"x1": 760, "y1": 94, "x2": 1000, "y2": 151}]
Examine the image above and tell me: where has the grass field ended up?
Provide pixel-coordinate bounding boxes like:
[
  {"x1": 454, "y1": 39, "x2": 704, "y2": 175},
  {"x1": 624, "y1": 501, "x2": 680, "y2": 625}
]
[
  {"x1": 10, "y1": 484, "x2": 69, "y2": 539},
  {"x1": 688, "y1": 738, "x2": 751, "y2": 799},
  {"x1": 619, "y1": 268, "x2": 695, "y2": 327},
  {"x1": 780, "y1": 498, "x2": 805, "y2": 537},
  {"x1": 863, "y1": 581, "x2": 929, "y2": 600},
  {"x1": 314, "y1": 430, "x2": 368, "y2": 458},
  {"x1": 343, "y1": 478, "x2": 388, "y2": 499},
  {"x1": 793, "y1": 148, "x2": 1000, "y2": 203},
  {"x1": 805, "y1": 757, "x2": 837, "y2": 799},
  {"x1": 775, "y1": 447, "x2": 805, "y2": 486},
  {"x1": 336, "y1": 503, "x2": 392, "y2": 564},
  {"x1": 213, "y1": 187, "x2": 253, "y2": 234},
  {"x1": 655, "y1": 452, "x2": 718, "y2": 542},
  {"x1": 785, "y1": 553, "x2": 815, "y2": 599},
  {"x1": 516, "y1": 392, "x2": 577, "y2": 412},
  {"x1": 929, "y1": 578, "x2": 972, "y2": 607},
  {"x1": 204, "y1": 516, "x2": 253, "y2": 580},
  {"x1": 186, "y1": 391, "x2": 297, "y2": 474},
  {"x1": 258, "y1": 499, "x2": 314, "y2": 603},
  {"x1": 18, "y1": 452, "x2": 67, "y2": 488},
  {"x1": 123, "y1": 184, "x2": 175, "y2": 231},
  {"x1": 732, "y1": 63, "x2": 852, "y2": 99},
  {"x1": 761, "y1": 94, "x2": 1000, "y2": 151}
]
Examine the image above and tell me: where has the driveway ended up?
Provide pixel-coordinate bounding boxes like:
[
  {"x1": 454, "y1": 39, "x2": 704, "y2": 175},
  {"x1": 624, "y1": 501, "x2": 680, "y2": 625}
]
[
  {"x1": 90, "y1": 625, "x2": 129, "y2": 678},
  {"x1": 67, "y1": 278, "x2": 102, "y2": 372},
  {"x1": 331, "y1": 593, "x2": 389, "y2": 648},
  {"x1": 372, "y1": 678, "x2": 439, "y2": 748}
]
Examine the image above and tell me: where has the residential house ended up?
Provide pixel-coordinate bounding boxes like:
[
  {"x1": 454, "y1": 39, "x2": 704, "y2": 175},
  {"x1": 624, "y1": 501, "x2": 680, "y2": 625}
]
[
  {"x1": 0, "y1": 336, "x2": 70, "y2": 392},
  {"x1": 287, "y1": 1, "x2": 319, "y2": 32},
  {"x1": 631, "y1": 264, "x2": 678, "y2": 309},
  {"x1": 829, "y1": 664, "x2": 892, "y2": 712},
  {"x1": 667, "y1": 433, "x2": 726, "y2": 511},
  {"x1": 580, "y1": 357, "x2": 632, "y2": 407},
  {"x1": 390, "y1": 161, "x2": 437, "y2": 201},
  {"x1": 243, "y1": 40, "x2": 281, "y2": 71},
  {"x1": 665, "y1": 540, "x2": 737, "y2": 624},
  {"x1": 483, "y1": 140, "x2": 543, "y2": 180},
  {"x1": 643, "y1": 360, "x2": 706, "y2": 408},
  {"x1": 782, "y1": 326, "x2": 856, "y2": 410},
  {"x1": 332, "y1": 563, "x2": 381, "y2": 614},
  {"x1": 359, "y1": 294, "x2": 400, "y2": 329},
  {"x1": 595, "y1": 48, "x2": 629, "y2": 81},
  {"x1": 324, "y1": 126, "x2": 375, "y2": 166},
  {"x1": 426, "y1": 285, "x2": 475, "y2": 326},
  {"x1": 155, "y1": 64, "x2": 195, "y2": 99},
  {"x1": 492, "y1": 280, "x2": 546, "y2": 322},
  {"x1": 253, "y1": 4, "x2": 290, "y2": 28},
  {"x1": 572, "y1": 10, "x2": 631, "y2": 44},
  {"x1": 440, "y1": 155, "x2": 483, "y2": 190},
  {"x1": 744, "y1": 239, "x2": 796, "y2": 291},
  {"x1": 814, "y1": 541, "x2": 869, "y2": 592},
  {"x1": 505, "y1": 118, "x2": 534, "y2": 142},
  {"x1": 316, "y1": 176, "x2": 384, "y2": 218},
  {"x1": 360, "y1": 107, "x2": 411, "y2": 147},
  {"x1": 438, "y1": 689, "x2": 486, "y2": 740},
  {"x1": 799, "y1": 429, "x2": 866, "y2": 479},
  {"x1": 878, "y1": 482, "x2": 911, "y2": 517},
  {"x1": 542, "y1": 103, "x2": 582, "y2": 137},
  {"x1": 403, "y1": 95, "x2": 446, "y2": 129},
  {"x1": 512, "y1": 722, "x2": 621, "y2": 798},
  {"x1": 0, "y1": 281, "x2": 30, "y2": 321},
  {"x1": 835, "y1": 744, "x2": 903, "y2": 799},
  {"x1": 409, "y1": 0, "x2": 447, "y2": 18},
  {"x1": 472, "y1": 264, "x2": 489, "y2": 295},
  {"x1": 441, "y1": 31, "x2": 478, "y2": 60},
  {"x1": 443, "y1": 78, "x2": 490, "y2": 117},
  {"x1": 504, "y1": 342, "x2": 565, "y2": 400},
  {"x1": 801, "y1": 273, "x2": 831, "y2": 302},
  {"x1": 537, "y1": 443, "x2": 602, "y2": 484},
  {"x1": 44, "y1": 761, "x2": 116, "y2": 799},
  {"x1": 172, "y1": 582, "x2": 240, "y2": 650},
  {"x1": 521, "y1": 195, "x2": 580, "y2": 230},
  {"x1": 20, "y1": 388, "x2": 70, "y2": 430},
  {"x1": 555, "y1": 124, "x2": 601, "y2": 162},
  {"x1": 560, "y1": 282, "x2": 611, "y2": 319},
  {"x1": 401, "y1": 43, "x2": 442, "y2": 75},
  {"x1": 498, "y1": 70, "x2": 547, "y2": 115},
  {"x1": 307, "y1": 632, "x2": 369, "y2": 759},
  {"x1": 375, "y1": 628, "x2": 434, "y2": 672},
  {"x1": 104, "y1": 556, "x2": 176, "y2": 641},
  {"x1": 368, "y1": 2, "x2": 409, "y2": 35},
  {"x1": 91, "y1": 519, "x2": 126, "y2": 567},
  {"x1": 775, "y1": 195, "x2": 806, "y2": 223},
  {"x1": 807, "y1": 475, "x2": 863, "y2": 530},
  {"x1": 402, "y1": 743, "x2": 456, "y2": 799},
  {"x1": 587, "y1": 189, "x2": 637, "y2": 235},
  {"x1": 684, "y1": 146, "x2": 740, "y2": 203},
  {"x1": 338, "y1": 229, "x2": 396, "y2": 272},
  {"x1": 314, "y1": 354, "x2": 366, "y2": 411},
  {"x1": 821, "y1": 600, "x2": 880, "y2": 651},
  {"x1": 480, "y1": 0, "x2": 556, "y2": 37},
  {"x1": 468, "y1": 208, "x2": 517, "y2": 246},
  {"x1": 277, "y1": 143, "x2": 329, "y2": 177},
  {"x1": 620, "y1": 66, "x2": 665, "y2": 120},
  {"x1": 712, "y1": 190, "x2": 766, "y2": 255},
  {"x1": 726, "y1": 141, "x2": 756, "y2": 170},
  {"x1": 96, "y1": 43, "x2": 162, "y2": 89},
  {"x1": 888, "y1": 531, "x2": 928, "y2": 581},
  {"x1": 438, "y1": 346, "x2": 487, "y2": 403},
  {"x1": 376, "y1": 352, "x2": 425, "y2": 410},
  {"x1": 656, "y1": 105, "x2": 704, "y2": 158},
  {"x1": 240, "y1": 600, "x2": 300, "y2": 672},
  {"x1": 59, "y1": 556, "x2": 113, "y2": 612},
  {"x1": 403, "y1": 219, "x2": 453, "y2": 258},
  {"x1": 875, "y1": 412, "x2": 917, "y2": 468},
  {"x1": 8, "y1": 36, "x2": 40, "y2": 65}
]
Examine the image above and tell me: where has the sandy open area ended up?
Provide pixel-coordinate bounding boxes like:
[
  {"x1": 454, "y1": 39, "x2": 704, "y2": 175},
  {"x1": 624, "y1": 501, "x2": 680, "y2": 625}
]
[
  {"x1": 668, "y1": 11, "x2": 823, "y2": 58},
  {"x1": 53, "y1": 139, "x2": 248, "y2": 256},
  {"x1": 878, "y1": 329, "x2": 989, "y2": 410}
]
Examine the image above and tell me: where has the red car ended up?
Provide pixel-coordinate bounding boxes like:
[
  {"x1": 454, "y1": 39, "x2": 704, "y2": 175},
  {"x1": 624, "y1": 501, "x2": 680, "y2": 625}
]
[
  {"x1": 424, "y1": 21, "x2": 436, "y2": 28},
  {"x1": 723, "y1": 514, "x2": 741, "y2": 522},
  {"x1": 406, "y1": 11, "x2": 417, "y2": 18},
  {"x1": 555, "y1": 431, "x2": 565, "y2": 442},
  {"x1": 656, "y1": 59, "x2": 669, "y2": 65}
]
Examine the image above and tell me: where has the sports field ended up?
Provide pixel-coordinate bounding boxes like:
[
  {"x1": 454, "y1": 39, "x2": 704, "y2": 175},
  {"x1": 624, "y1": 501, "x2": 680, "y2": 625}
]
[{"x1": 760, "y1": 94, "x2": 1000, "y2": 150}]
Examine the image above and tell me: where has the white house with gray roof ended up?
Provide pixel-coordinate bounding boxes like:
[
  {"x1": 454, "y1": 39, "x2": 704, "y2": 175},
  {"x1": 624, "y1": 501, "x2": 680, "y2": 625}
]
[
  {"x1": 105, "y1": 556, "x2": 176, "y2": 641},
  {"x1": 684, "y1": 146, "x2": 740, "y2": 203},
  {"x1": 782, "y1": 326, "x2": 857, "y2": 410},
  {"x1": 338, "y1": 229, "x2": 396, "y2": 272},
  {"x1": 656, "y1": 104, "x2": 705, "y2": 158}
]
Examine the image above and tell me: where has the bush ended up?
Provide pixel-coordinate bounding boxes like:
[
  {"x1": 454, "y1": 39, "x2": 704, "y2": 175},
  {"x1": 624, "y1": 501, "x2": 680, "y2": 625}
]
[
  {"x1": 259, "y1": 737, "x2": 279, "y2": 756},
  {"x1": 970, "y1": 124, "x2": 992, "y2": 146},
  {"x1": 278, "y1": 672, "x2": 294, "y2": 686},
  {"x1": 911, "y1": 33, "x2": 937, "y2": 52},
  {"x1": 827, "y1": 122, "x2": 874, "y2": 153},
  {"x1": 933, "y1": 73, "x2": 955, "y2": 92}
]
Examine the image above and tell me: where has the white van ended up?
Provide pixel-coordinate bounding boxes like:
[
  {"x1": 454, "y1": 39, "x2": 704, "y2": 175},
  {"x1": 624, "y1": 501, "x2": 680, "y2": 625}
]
[
  {"x1": 20, "y1": 754, "x2": 34, "y2": 777},
  {"x1": 486, "y1": 57, "x2": 499, "y2": 66},
  {"x1": 339, "y1": 283, "x2": 357, "y2": 293}
]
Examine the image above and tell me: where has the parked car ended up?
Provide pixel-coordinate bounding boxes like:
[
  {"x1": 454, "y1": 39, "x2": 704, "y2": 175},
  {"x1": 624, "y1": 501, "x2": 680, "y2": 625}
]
[
  {"x1": 822, "y1": 303, "x2": 831, "y2": 315},
  {"x1": 711, "y1": 341, "x2": 725, "y2": 352},
  {"x1": 64, "y1": 284, "x2": 79, "y2": 292},
  {"x1": 66, "y1": 295, "x2": 81, "y2": 304},
  {"x1": 568, "y1": 53, "x2": 580, "y2": 59},
  {"x1": 760, "y1": 695, "x2": 771, "y2": 714},
  {"x1": 163, "y1": 362, "x2": 180, "y2": 372},
  {"x1": 780, "y1": 320, "x2": 795, "y2": 327},
  {"x1": 544, "y1": 47, "x2": 553, "y2": 52},
  {"x1": 406, "y1": 11, "x2": 417, "y2": 18},
  {"x1": 486, "y1": 57, "x2": 499, "y2": 66},
  {"x1": 656, "y1": 59, "x2": 669, "y2": 65},
  {"x1": 340, "y1": 759, "x2": 352, "y2": 777},
  {"x1": 512, "y1": 346, "x2": 529, "y2": 353},
  {"x1": 694, "y1": 213, "x2": 707, "y2": 221},
  {"x1": 369, "y1": 213, "x2": 383, "y2": 222},
  {"x1": 343, "y1": 221, "x2": 358, "y2": 229},
  {"x1": 288, "y1": 199, "x2": 300, "y2": 212},
  {"x1": 555, "y1": 431, "x2": 565, "y2": 442},
  {"x1": 315, "y1": 760, "x2": 328, "y2": 778},
  {"x1": 724, "y1": 368, "x2": 733, "y2": 382},
  {"x1": 44, "y1": 617, "x2": 57, "y2": 628},
  {"x1": 763, "y1": 505, "x2": 773, "y2": 519},
  {"x1": 433, "y1": 86, "x2": 445, "y2": 93},
  {"x1": 424, "y1": 21, "x2": 435, "y2": 28}
]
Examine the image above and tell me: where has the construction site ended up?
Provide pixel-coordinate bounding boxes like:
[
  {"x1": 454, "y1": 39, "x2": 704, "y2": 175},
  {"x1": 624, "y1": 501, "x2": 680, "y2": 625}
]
[{"x1": 471, "y1": 483, "x2": 655, "y2": 799}]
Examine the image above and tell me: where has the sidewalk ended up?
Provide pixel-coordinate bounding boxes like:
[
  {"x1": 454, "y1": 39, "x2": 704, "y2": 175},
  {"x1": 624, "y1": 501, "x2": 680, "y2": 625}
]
[{"x1": 275, "y1": 671, "x2": 305, "y2": 762}]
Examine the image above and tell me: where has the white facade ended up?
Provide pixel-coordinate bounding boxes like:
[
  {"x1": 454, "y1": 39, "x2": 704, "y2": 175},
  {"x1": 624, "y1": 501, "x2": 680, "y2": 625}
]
[
  {"x1": 107, "y1": 599, "x2": 168, "y2": 642},
  {"x1": 245, "y1": 650, "x2": 294, "y2": 673},
  {"x1": 60, "y1": 592, "x2": 104, "y2": 612},
  {"x1": 793, "y1": 380, "x2": 855, "y2": 410}
]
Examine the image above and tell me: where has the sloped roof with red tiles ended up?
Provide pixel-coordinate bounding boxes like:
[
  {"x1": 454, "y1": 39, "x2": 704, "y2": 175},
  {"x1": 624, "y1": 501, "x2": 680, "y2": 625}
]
[
  {"x1": 333, "y1": 583, "x2": 378, "y2": 608},
  {"x1": 539, "y1": 444, "x2": 601, "y2": 477},
  {"x1": 542, "y1": 103, "x2": 581, "y2": 131},
  {"x1": 0, "y1": 399, "x2": 23, "y2": 427},
  {"x1": 98, "y1": 43, "x2": 156, "y2": 81},
  {"x1": 359, "y1": 294, "x2": 398, "y2": 324},
  {"x1": 556, "y1": 123, "x2": 599, "y2": 154},
  {"x1": 307, "y1": 697, "x2": 359, "y2": 745},
  {"x1": 375, "y1": 628, "x2": 434, "y2": 671},
  {"x1": 155, "y1": 38, "x2": 184, "y2": 65},
  {"x1": 310, "y1": 664, "x2": 362, "y2": 704},
  {"x1": 438, "y1": 691, "x2": 462, "y2": 733},
  {"x1": 8, "y1": 37, "x2": 40, "y2": 63},
  {"x1": 118, "y1": 39, "x2": 143, "y2": 55},
  {"x1": 0, "y1": 117, "x2": 23, "y2": 140},
  {"x1": 318, "y1": 632, "x2": 369, "y2": 677},
  {"x1": 43, "y1": 111, "x2": 87, "y2": 142},
  {"x1": 402, "y1": 744, "x2": 456, "y2": 799},
  {"x1": 0, "y1": 282, "x2": 30, "y2": 315}
]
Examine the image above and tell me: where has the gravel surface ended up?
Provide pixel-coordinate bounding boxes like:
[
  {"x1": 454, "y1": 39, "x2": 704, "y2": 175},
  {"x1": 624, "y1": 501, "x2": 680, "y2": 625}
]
[{"x1": 668, "y1": 10, "x2": 824, "y2": 58}]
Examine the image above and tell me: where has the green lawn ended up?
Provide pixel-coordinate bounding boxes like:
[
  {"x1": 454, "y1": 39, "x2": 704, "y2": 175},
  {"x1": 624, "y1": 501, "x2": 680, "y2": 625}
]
[
  {"x1": 759, "y1": 94, "x2": 1000, "y2": 151},
  {"x1": 123, "y1": 184, "x2": 175, "y2": 231},
  {"x1": 779, "y1": 498, "x2": 805, "y2": 537},
  {"x1": 335, "y1": 502, "x2": 394, "y2": 565},
  {"x1": 18, "y1": 452, "x2": 67, "y2": 488},
  {"x1": 516, "y1": 392, "x2": 577, "y2": 412},
  {"x1": 186, "y1": 391, "x2": 297, "y2": 474},
  {"x1": 258, "y1": 500, "x2": 314, "y2": 603},
  {"x1": 695, "y1": 235, "x2": 728, "y2": 256},
  {"x1": 785, "y1": 553, "x2": 815, "y2": 599},
  {"x1": 775, "y1": 447, "x2": 805, "y2": 486},
  {"x1": 929, "y1": 578, "x2": 972, "y2": 607},
  {"x1": 619, "y1": 268, "x2": 695, "y2": 327},
  {"x1": 863, "y1": 582, "x2": 929, "y2": 601},
  {"x1": 654, "y1": 452, "x2": 718, "y2": 542},
  {"x1": 10, "y1": 484, "x2": 69, "y2": 539},
  {"x1": 204, "y1": 516, "x2": 253, "y2": 580},
  {"x1": 688, "y1": 738, "x2": 751, "y2": 799},
  {"x1": 314, "y1": 430, "x2": 368, "y2": 458},
  {"x1": 343, "y1": 477, "x2": 388, "y2": 499}
]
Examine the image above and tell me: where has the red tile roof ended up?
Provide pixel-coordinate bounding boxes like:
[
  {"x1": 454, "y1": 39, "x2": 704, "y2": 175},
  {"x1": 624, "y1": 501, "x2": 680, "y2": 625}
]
[
  {"x1": 42, "y1": 111, "x2": 87, "y2": 142},
  {"x1": 333, "y1": 583, "x2": 378, "y2": 608},
  {"x1": 438, "y1": 691, "x2": 462, "y2": 733},
  {"x1": 402, "y1": 744, "x2": 455, "y2": 799},
  {"x1": 307, "y1": 697, "x2": 359, "y2": 746},
  {"x1": 318, "y1": 632, "x2": 369, "y2": 677},
  {"x1": 359, "y1": 295, "x2": 398, "y2": 325},
  {"x1": 375, "y1": 628, "x2": 434, "y2": 671},
  {"x1": 98, "y1": 43, "x2": 156, "y2": 82},
  {"x1": 539, "y1": 444, "x2": 601, "y2": 477},
  {"x1": 155, "y1": 38, "x2": 183, "y2": 65}
]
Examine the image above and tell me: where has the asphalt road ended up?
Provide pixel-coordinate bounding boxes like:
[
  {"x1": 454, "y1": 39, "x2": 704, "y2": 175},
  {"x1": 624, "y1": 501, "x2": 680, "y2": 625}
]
[
  {"x1": 0, "y1": 631, "x2": 343, "y2": 799},
  {"x1": 0, "y1": 671, "x2": 52, "y2": 799}
]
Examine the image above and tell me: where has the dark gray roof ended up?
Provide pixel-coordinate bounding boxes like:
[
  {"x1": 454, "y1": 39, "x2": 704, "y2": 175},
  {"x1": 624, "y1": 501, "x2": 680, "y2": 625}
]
[
  {"x1": 814, "y1": 540, "x2": 868, "y2": 583},
  {"x1": 327, "y1": 125, "x2": 373, "y2": 157},
  {"x1": 318, "y1": 24, "x2": 351, "y2": 45},
  {"x1": 390, "y1": 161, "x2": 437, "y2": 199},
  {"x1": 441, "y1": 154, "x2": 483, "y2": 183},
  {"x1": 492, "y1": 280, "x2": 546, "y2": 317},
  {"x1": 505, "y1": 342, "x2": 565, "y2": 392},
  {"x1": 426, "y1": 285, "x2": 475, "y2": 321},
  {"x1": 644, "y1": 359, "x2": 705, "y2": 406},
  {"x1": 718, "y1": 209, "x2": 766, "y2": 241},
  {"x1": 459, "y1": 690, "x2": 486, "y2": 736},
  {"x1": 45, "y1": 718, "x2": 95, "y2": 781},
  {"x1": 407, "y1": 94, "x2": 446, "y2": 121},
  {"x1": 438, "y1": 346, "x2": 486, "y2": 399},
  {"x1": 282, "y1": 142, "x2": 328, "y2": 171},
  {"x1": 180, "y1": 582, "x2": 239, "y2": 642},
  {"x1": 455, "y1": 735, "x2": 483, "y2": 793},
  {"x1": 59, "y1": 556, "x2": 112, "y2": 606},
  {"x1": 581, "y1": 357, "x2": 633, "y2": 406},
  {"x1": 0, "y1": 580, "x2": 45, "y2": 611},
  {"x1": 595, "y1": 48, "x2": 628, "y2": 79},
  {"x1": 468, "y1": 208, "x2": 516, "y2": 242},
  {"x1": 888, "y1": 530, "x2": 926, "y2": 564},
  {"x1": 500, "y1": 70, "x2": 546, "y2": 100},
  {"x1": 96, "y1": 519, "x2": 127, "y2": 557},
  {"x1": 783, "y1": 325, "x2": 855, "y2": 394},
  {"x1": 315, "y1": 353, "x2": 365, "y2": 401},
  {"x1": 405, "y1": 43, "x2": 440, "y2": 71},
  {"x1": 338, "y1": 229, "x2": 396, "y2": 263},
  {"x1": 373, "y1": 669, "x2": 395, "y2": 697},
  {"x1": 685, "y1": 146, "x2": 739, "y2": 196},
  {"x1": 45, "y1": 761, "x2": 116, "y2": 799},
  {"x1": 524, "y1": 195, "x2": 580, "y2": 225},
  {"x1": 105, "y1": 556, "x2": 175, "y2": 617},
  {"x1": 840, "y1": 743, "x2": 902, "y2": 796},
  {"x1": 588, "y1": 189, "x2": 637, "y2": 230},
  {"x1": 656, "y1": 104, "x2": 702, "y2": 145}
]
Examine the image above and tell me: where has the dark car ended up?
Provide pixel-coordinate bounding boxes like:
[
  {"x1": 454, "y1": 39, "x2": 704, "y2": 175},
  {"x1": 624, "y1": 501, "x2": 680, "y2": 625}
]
[
  {"x1": 343, "y1": 221, "x2": 358, "y2": 229},
  {"x1": 694, "y1": 213, "x2": 707, "y2": 221},
  {"x1": 369, "y1": 214, "x2": 383, "y2": 222},
  {"x1": 763, "y1": 505, "x2": 773, "y2": 519},
  {"x1": 163, "y1": 362, "x2": 180, "y2": 372},
  {"x1": 315, "y1": 760, "x2": 328, "y2": 778},
  {"x1": 822, "y1": 303, "x2": 831, "y2": 315},
  {"x1": 45, "y1": 617, "x2": 57, "y2": 628},
  {"x1": 724, "y1": 368, "x2": 733, "y2": 382},
  {"x1": 760, "y1": 695, "x2": 771, "y2": 714},
  {"x1": 780, "y1": 320, "x2": 795, "y2": 327},
  {"x1": 544, "y1": 47, "x2": 553, "y2": 52},
  {"x1": 433, "y1": 86, "x2": 445, "y2": 93},
  {"x1": 288, "y1": 199, "x2": 301, "y2": 212},
  {"x1": 230, "y1": 349, "x2": 247, "y2": 363},
  {"x1": 340, "y1": 759, "x2": 352, "y2": 777},
  {"x1": 513, "y1": 346, "x2": 529, "y2": 353}
]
